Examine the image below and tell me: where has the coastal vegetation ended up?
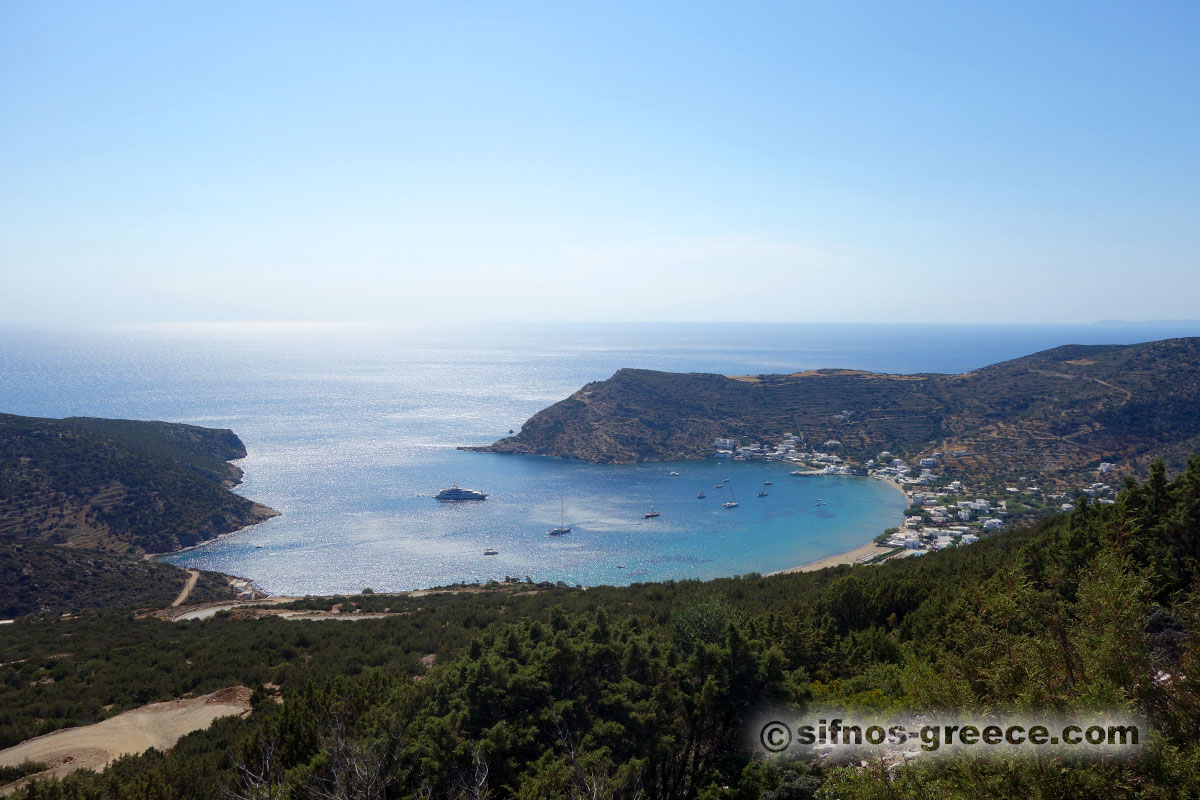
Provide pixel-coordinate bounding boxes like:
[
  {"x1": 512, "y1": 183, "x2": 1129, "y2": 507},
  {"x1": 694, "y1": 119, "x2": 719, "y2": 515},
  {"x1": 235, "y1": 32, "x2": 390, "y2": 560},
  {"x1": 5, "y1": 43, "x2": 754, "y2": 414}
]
[
  {"x1": 0, "y1": 413, "x2": 277, "y2": 554},
  {"x1": 475, "y1": 337, "x2": 1200, "y2": 492},
  {"x1": 0, "y1": 540, "x2": 230, "y2": 618},
  {"x1": 0, "y1": 762, "x2": 46, "y2": 785},
  {"x1": 3, "y1": 459, "x2": 1200, "y2": 797}
]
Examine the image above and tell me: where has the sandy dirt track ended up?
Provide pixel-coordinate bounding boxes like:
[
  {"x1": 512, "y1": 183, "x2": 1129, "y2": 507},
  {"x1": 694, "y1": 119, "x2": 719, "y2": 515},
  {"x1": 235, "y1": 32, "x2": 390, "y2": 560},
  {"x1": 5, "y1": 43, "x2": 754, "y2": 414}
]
[
  {"x1": 0, "y1": 686, "x2": 252, "y2": 794},
  {"x1": 171, "y1": 569, "x2": 200, "y2": 607}
]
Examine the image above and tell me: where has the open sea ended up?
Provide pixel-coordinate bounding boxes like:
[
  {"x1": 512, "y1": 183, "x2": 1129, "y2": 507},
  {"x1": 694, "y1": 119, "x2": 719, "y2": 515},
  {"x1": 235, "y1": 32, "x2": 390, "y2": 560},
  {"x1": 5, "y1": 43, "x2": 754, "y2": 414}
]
[{"x1": 3, "y1": 321, "x2": 1199, "y2": 595}]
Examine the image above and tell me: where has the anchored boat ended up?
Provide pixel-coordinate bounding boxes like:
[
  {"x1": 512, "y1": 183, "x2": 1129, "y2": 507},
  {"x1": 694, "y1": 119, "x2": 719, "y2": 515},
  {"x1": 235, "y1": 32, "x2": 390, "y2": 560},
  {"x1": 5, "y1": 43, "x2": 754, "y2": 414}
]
[
  {"x1": 435, "y1": 485, "x2": 488, "y2": 501},
  {"x1": 548, "y1": 495, "x2": 571, "y2": 536}
]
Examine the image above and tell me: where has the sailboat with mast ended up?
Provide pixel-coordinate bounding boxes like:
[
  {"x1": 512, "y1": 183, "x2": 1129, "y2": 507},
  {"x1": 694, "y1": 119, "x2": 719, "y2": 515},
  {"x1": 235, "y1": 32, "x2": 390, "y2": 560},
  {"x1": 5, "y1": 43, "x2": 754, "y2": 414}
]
[
  {"x1": 722, "y1": 485, "x2": 739, "y2": 508},
  {"x1": 548, "y1": 496, "x2": 571, "y2": 536}
]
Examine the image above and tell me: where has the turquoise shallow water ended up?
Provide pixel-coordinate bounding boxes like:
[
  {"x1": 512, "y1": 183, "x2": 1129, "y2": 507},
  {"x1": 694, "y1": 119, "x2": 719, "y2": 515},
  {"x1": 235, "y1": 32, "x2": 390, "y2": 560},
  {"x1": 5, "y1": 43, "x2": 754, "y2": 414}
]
[
  {"x1": 2, "y1": 321, "x2": 1197, "y2": 594},
  {"x1": 167, "y1": 455, "x2": 905, "y2": 593}
]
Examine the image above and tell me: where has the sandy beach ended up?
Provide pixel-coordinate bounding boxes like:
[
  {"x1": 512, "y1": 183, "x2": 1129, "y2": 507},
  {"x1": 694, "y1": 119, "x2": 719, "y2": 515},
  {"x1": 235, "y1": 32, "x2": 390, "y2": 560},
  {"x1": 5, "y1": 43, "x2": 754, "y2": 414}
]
[
  {"x1": 768, "y1": 540, "x2": 896, "y2": 575},
  {"x1": 768, "y1": 477, "x2": 909, "y2": 575}
]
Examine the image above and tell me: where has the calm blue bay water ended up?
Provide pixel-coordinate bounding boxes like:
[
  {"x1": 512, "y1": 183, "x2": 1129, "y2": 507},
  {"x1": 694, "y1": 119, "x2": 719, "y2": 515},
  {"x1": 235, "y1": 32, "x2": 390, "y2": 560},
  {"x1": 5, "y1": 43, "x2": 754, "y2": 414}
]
[{"x1": 2, "y1": 321, "x2": 1198, "y2": 594}]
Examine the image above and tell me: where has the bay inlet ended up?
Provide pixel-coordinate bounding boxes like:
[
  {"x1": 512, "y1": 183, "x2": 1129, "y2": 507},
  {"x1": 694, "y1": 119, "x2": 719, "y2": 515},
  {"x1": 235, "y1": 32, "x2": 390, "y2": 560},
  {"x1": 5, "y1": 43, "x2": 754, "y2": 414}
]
[
  {"x1": 6, "y1": 321, "x2": 1198, "y2": 595},
  {"x1": 162, "y1": 455, "x2": 907, "y2": 594}
]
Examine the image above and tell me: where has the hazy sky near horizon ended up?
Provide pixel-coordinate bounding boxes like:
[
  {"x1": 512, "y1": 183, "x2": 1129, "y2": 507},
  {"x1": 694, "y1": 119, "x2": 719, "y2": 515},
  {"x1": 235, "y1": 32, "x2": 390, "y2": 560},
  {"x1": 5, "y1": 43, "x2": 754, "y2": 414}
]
[{"x1": 2, "y1": 1, "x2": 1198, "y2": 324}]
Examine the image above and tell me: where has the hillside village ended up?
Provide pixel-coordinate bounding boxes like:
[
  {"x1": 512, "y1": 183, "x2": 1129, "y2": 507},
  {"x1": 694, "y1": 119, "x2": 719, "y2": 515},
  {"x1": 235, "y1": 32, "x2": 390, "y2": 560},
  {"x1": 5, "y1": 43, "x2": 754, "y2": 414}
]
[{"x1": 711, "y1": 429, "x2": 1121, "y2": 561}]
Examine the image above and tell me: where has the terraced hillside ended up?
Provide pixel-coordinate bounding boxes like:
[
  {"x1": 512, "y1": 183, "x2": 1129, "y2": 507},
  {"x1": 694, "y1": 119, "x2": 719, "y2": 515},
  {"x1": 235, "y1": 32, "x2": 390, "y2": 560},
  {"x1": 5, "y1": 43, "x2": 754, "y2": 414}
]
[
  {"x1": 474, "y1": 337, "x2": 1200, "y2": 487},
  {"x1": 0, "y1": 414, "x2": 277, "y2": 554}
]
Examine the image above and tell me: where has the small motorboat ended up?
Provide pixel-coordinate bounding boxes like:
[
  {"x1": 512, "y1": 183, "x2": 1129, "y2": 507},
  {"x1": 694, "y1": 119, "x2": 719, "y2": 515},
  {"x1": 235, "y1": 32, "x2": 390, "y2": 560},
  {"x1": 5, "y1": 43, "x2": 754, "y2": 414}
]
[{"x1": 483, "y1": 548, "x2": 499, "y2": 556}]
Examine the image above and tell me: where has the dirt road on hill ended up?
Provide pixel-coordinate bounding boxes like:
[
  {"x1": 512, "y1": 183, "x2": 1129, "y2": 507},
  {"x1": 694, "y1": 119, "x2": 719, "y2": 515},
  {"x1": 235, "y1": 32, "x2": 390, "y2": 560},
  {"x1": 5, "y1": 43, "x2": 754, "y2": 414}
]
[
  {"x1": 171, "y1": 569, "x2": 200, "y2": 607},
  {"x1": 0, "y1": 687, "x2": 251, "y2": 794}
]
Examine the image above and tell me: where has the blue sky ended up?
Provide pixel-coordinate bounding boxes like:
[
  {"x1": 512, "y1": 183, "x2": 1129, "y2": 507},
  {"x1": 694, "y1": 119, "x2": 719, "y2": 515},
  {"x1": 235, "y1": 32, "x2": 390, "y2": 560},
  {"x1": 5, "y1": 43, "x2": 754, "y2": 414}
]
[{"x1": 2, "y1": 1, "x2": 1197, "y2": 323}]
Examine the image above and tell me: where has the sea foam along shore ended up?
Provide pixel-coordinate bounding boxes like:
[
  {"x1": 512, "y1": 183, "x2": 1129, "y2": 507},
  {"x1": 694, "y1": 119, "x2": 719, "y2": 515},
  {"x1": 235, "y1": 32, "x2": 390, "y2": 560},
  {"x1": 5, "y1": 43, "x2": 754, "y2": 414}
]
[{"x1": 768, "y1": 477, "x2": 909, "y2": 576}]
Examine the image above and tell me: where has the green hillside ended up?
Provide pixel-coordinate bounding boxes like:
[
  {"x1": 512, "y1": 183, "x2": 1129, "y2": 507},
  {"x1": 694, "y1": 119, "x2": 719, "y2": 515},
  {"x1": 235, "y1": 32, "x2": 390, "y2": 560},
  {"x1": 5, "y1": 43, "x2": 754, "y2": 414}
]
[
  {"x1": 474, "y1": 337, "x2": 1200, "y2": 488},
  {"x1": 0, "y1": 540, "x2": 230, "y2": 619},
  {"x1": 0, "y1": 414, "x2": 277, "y2": 554}
]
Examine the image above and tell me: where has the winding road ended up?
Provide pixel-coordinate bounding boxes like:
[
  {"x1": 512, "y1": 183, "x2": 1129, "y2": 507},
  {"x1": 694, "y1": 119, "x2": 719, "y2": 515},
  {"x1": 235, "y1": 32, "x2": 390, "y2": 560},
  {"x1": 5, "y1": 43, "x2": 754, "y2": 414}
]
[{"x1": 170, "y1": 569, "x2": 200, "y2": 607}]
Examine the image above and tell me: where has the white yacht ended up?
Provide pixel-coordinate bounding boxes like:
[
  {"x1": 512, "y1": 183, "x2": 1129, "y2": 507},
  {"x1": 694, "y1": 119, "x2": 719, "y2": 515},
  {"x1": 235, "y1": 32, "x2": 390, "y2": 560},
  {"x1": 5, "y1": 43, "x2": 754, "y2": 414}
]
[
  {"x1": 548, "y1": 496, "x2": 571, "y2": 536},
  {"x1": 435, "y1": 485, "x2": 488, "y2": 501}
]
